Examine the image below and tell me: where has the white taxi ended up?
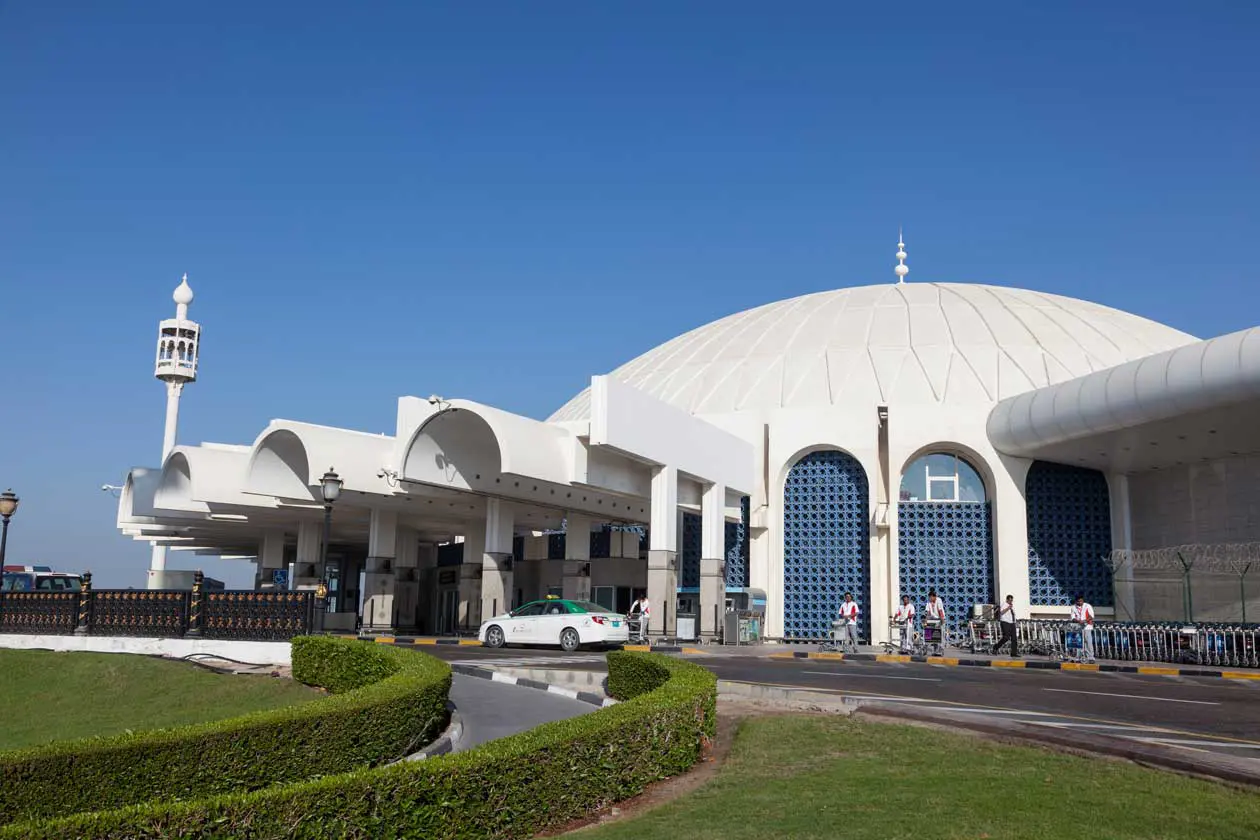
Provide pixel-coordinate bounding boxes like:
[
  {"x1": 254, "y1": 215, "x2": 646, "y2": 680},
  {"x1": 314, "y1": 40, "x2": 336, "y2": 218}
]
[{"x1": 479, "y1": 597, "x2": 630, "y2": 652}]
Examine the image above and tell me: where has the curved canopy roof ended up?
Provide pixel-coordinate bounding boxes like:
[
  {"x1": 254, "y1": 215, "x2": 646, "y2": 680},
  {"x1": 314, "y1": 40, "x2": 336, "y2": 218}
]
[
  {"x1": 988, "y1": 326, "x2": 1260, "y2": 472},
  {"x1": 550, "y1": 283, "x2": 1195, "y2": 420}
]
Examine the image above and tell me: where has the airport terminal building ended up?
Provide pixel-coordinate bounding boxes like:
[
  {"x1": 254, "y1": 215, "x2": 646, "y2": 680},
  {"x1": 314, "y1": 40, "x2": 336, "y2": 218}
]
[{"x1": 117, "y1": 248, "x2": 1260, "y2": 642}]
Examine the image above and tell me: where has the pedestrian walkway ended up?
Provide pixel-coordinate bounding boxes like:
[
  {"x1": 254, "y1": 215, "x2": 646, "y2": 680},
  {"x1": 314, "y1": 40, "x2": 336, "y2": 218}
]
[{"x1": 449, "y1": 672, "x2": 596, "y2": 751}]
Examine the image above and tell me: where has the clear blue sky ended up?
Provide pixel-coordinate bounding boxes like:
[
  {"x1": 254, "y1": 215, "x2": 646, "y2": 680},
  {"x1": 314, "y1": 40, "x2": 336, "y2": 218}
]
[{"x1": 2, "y1": 1, "x2": 1257, "y2": 587}]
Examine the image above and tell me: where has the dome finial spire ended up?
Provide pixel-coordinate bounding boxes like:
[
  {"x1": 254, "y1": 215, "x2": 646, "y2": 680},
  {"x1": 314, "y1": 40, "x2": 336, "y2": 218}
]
[{"x1": 894, "y1": 230, "x2": 909, "y2": 284}]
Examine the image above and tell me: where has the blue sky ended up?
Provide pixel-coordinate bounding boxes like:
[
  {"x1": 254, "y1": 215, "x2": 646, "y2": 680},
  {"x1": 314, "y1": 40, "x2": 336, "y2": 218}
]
[{"x1": 2, "y1": 2, "x2": 1257, "y2": 587}]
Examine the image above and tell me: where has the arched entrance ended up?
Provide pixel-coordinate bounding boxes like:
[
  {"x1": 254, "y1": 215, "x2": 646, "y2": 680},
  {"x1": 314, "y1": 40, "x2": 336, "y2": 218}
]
[
  {"x1": 1026, "y1": 461, "x2": 1112, "y2": 606},
  {"x1": 897, "y1": 452, "x2": 994, "y2": 633},
  {"x1": 782, "y1": 450, "x2": 870, "y2": 642}
]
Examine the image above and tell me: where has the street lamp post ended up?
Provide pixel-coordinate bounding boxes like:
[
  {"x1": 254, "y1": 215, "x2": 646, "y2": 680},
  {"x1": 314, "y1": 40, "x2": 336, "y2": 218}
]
[
  {"x1": 318, "y1": 469, "x2": 343, "y2": 628},
  {"x1": 0, "y1": 489, "x2": 19, "y2": 568}
]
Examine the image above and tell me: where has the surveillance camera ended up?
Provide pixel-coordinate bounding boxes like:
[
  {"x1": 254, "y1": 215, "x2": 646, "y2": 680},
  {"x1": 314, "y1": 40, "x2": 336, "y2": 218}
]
[
  {"x1": 376, "y1": 469, "x2": 386, "y2": 479},
  {"x1": 428, "y1": 394, "x2": 442, "y2": 405},
  {"x1": 101, "y1": 484, "x2": 110, "y2": 492}
]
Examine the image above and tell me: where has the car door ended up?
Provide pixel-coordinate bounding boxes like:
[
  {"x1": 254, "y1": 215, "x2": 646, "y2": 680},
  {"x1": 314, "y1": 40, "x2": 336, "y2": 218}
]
[
  {"x1": 506, "y1": 603, "x2": 544, "y2": 643},
  {"x1": 535, "y1": 601, "x2": 572, "y2": 646}
]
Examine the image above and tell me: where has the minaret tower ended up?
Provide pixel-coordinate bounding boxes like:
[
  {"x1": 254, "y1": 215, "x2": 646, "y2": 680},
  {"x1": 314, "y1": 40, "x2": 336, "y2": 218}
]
[
  {"x1": 147, "y1": 274, "x2": 201, "y2": 587},
  {"x1": 895, "y1": 231, "x2": 909, "y2": 284}
]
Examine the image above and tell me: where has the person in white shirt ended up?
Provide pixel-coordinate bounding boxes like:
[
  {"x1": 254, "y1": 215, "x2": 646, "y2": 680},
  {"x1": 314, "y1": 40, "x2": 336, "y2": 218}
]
[
  {"x1": 923, "y1": 590, "x2": 946, "y2": 652},
  {"x1": 892, "y1": 595, "x2": 916, "y2": 652},
  {"x1": 838, "y1": 592, "x2": 860, "y2": 650},
  {"x1": 1071, "y1": 594, "x2": 1096, "y2": 662},
  {"x1": 628, "y1": 594, "x2": 651, "y2": 642},
  {"x1": 992, "y1": 594, "x2": 1019, "y2": 658}
]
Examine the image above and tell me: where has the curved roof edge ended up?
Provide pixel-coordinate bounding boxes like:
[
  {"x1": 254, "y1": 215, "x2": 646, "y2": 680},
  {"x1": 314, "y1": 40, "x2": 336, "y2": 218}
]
[{"x1": 987, "y1": 326, "x2": 1260, "y2": 457}]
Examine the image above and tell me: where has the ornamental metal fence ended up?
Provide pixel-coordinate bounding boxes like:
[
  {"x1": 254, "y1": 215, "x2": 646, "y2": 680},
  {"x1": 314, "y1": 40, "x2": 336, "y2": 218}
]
[
  {"x1": 0, "y1": 572, "x2": 315, "y2": 641},
  {"x1": 999, "y1": 618, "x2": 1260, "y2": 668}
]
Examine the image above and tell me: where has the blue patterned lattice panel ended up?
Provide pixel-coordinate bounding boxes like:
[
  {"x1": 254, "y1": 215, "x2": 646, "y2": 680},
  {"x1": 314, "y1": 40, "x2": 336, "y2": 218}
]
[
  {"x1": 897, "y1": 502, "x2": 995, "y2": 634},
  {"x1": 1026, "y1": 461, "x2": 1113, "y2": 606},
  {"x1": 783, "y1": 451, "x2": 870, "y2": 642},
  {"x1": 681, "y1": 512, "x2": 701, "y2": 589},
  {"x1": 724, "y1": 496, "x2": 751, "y2": 588}
]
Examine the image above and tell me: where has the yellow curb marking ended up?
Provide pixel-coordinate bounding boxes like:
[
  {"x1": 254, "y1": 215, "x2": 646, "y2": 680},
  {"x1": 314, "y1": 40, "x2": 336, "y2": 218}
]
[
  {"x1": 624, "y1": 645, "x2": 651, "y2": 652},
  {"x1": 768, "y1": 652, "x2": 797, "y2": 660},
  {"x1": 458, "y1": 639, "x2": 482, "y2": 646},
  {"x1": 1061, "y1": 662, "x2": 1100, "y2": 672},
  {"x1": 990, "y1": 659, "x2": 1027, "y2": 668},
  {"x1": 875, "y1": 654, "x2": 911, "y2": 663},
  {"x1": 926, "y1": 657, "x2": 960, "y2": 666},
  {"x1": 373, "y1": 636, "x2": 396, "y2": 644},
  {"x1": 681, "y1": 647, "x2": 708, "y2": 655},
  {"x1": 809, "y1": 652, "x2": 846, "y2": 661},
  {"x1": 1137, "y1": 666, "x2": 1180, "y2": 676},
  {"x1": 1221, "y1": 671, "x2": 1260, "y2": 681}
]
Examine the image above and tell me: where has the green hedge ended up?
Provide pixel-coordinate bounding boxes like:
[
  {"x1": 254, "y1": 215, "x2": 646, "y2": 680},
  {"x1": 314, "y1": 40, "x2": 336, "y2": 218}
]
[
  {"x1": 5, "y1": 651, "x2": 717, "y2": 840},
  {"x1": 0, "y1": 637, "x2": 451, "y2": 826}
]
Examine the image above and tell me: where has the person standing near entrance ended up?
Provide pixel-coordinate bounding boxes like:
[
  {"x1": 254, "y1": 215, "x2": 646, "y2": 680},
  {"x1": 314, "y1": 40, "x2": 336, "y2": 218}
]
[
  {"x1": 923, "y1": 590, "x2": 946, "y2": 653},
  {"x1": 892, "y1": 595, "x2": 916, "y2": 653},
  {"x1": 1071, "y1": 594, "x2": 1096, "y2": 662},
  {"x1": 628, "y1": 593, "x2": 651, "y2": 642},
  {"x1": 992, "y1": 594, "x2": 1019, "y2": 658},
  {"x1": 838, "y1": 592, "x2": 860, "y2": 650}
]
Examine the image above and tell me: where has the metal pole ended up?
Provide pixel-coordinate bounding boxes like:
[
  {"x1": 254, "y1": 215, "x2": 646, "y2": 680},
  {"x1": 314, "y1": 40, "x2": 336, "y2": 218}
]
[
  {"x1": 0, "y1": 515, "x2": 10, "y2": 567},
  {"x1": 321, "y1": 503, "x2": 333, "y2": 619},
  {"x1": 1242, "y1": 562, "x2": 1252, "y2": 625},
  {"x1": 1176, "y1": 551, "x2": 1193, "y2": 623}
]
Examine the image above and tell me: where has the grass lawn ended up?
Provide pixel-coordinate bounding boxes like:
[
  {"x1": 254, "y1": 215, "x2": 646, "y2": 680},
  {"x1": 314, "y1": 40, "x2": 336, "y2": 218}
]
[
  {"x1": 0, "y1": 649, "x2": 319, "y2": 752},
  {"x1": 580, "y1": 715, "x2": 1260, "y2": 840}
]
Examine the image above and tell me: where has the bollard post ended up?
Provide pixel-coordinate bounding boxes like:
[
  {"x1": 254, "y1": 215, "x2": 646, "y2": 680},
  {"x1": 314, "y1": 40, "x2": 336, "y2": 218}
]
[
  {"x1": 186, "y1": 569, "x2": 204, "y2": 637},
  {"x1": 74, "y1": 571, "x2": 93, "y2": 635}
]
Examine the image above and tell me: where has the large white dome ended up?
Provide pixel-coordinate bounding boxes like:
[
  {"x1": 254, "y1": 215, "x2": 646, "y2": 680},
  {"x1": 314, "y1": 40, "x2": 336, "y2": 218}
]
[{"x1": 549, "y1": 283, "x2": 1198, "y2": 421}]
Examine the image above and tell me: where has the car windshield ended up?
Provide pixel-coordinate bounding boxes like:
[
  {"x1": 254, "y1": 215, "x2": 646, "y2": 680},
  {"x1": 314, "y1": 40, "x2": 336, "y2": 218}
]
[
  {"x1": 568, "y1": 600, "x2": 615, "y2": 614},
  {"x1": 2, "y1": 573, "x2": 33, "y2": 591}
]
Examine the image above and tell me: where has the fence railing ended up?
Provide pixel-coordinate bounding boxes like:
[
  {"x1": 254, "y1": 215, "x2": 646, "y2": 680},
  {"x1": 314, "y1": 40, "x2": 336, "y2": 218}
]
[
  {"x1": 1002, "y1": 618, "x2": 1260, "y2": 668},
  {"x1": 0, "y1": 573, "x2": 314, "y2": 642}
]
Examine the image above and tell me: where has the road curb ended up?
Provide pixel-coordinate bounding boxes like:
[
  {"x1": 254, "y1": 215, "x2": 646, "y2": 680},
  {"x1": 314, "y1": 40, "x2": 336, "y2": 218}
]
[
  {"x1": 346, "y1": 635, "x2": 700, "y2": 655},
  {"x1": 769, "y1": 650, "x2": 1260, "y2": 680},
  {"x1": 451, "y1": 663, "x2": 617, "y2": 708},
  {"x1": 390, "y1": 702, "x2": 463, "y2": 763}
]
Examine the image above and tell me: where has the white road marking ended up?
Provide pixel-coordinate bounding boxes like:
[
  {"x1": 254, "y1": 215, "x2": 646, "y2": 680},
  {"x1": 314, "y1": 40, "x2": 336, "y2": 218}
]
[
  {"x1": 803, "y1": 671, "x2": 941, "y2": 682},
  {"x1": 1044, "y1": 688, "x2": 1219, "y2": 705},
  {"x1": 1134, "y1": 738, "x2": 1260, "y2": 750}
]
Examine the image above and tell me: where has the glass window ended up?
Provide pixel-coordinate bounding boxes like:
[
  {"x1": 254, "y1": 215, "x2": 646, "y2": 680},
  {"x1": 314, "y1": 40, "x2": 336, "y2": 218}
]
[
  {"x1": 569, "y1": 600, "x2": 610, "y2": 614},
  {"x1": 593, "y1": 586, "x2": 615, "y2": 611},
  {"x1": 900, "y1": 453, "x2": 986, "y2": 503},
  {"x1": 512, "y1": 602, "x2": 546, "y2": 617}
]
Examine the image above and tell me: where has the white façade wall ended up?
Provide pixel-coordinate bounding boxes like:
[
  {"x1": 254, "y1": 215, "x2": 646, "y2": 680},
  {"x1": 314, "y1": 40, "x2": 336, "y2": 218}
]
[
  {"x1": 698, "y1": 399, "x2": 1035, "y2": 643},
  {"x1": 1128, "y1": 454, "x2": 1260, "y2": 548}
]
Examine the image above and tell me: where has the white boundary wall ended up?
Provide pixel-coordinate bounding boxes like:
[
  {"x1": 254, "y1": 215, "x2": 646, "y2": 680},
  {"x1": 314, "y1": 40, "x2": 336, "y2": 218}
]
[{"x1": 0, "y1": 634, "x2": 291, "y2": 665}]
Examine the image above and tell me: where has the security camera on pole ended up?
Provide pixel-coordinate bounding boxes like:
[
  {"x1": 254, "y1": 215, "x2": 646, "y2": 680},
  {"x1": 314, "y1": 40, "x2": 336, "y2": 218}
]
[{"x1": 147, "y1": 274, "x2": 200, "y2": 589}]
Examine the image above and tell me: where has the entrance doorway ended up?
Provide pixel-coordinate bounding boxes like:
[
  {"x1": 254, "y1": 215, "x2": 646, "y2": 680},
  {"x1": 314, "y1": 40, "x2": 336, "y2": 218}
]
[{"x1": 438, "y1": 589, "x2": 458, "y2": 635}]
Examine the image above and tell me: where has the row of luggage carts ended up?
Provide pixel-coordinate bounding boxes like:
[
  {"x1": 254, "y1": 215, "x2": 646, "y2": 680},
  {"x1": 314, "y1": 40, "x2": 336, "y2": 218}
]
[{"x1": 998, "y1": 620, "x2": 1260, "y2": 667}]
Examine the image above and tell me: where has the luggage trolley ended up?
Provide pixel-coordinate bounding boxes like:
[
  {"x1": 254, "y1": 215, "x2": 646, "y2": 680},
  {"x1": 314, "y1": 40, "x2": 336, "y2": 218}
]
[
  {"x1": 626, "y1": 615, "x2": 648, "y2": 644},
  {"x1": 922, "y1": 617, "x2": 945, "y2": 656},
  {"x1": 883, "y1": 618, "x2": 923, "y2": 656},
  {"x1": 821, "y1": 618, "x2": 859, "y2": 653},
  {"x1": 1062, "y1": 621, "x2": 1088, "y2": 663}
]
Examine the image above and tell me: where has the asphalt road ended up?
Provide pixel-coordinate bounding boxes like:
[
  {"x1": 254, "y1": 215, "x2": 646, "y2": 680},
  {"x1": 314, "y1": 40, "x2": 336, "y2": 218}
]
[
  {"x1": 449, "y1": 673, "x2": 594, "y2": 750},
  {"x1": 429, "y1": 646, "x2": 1260, "y2": 745}
]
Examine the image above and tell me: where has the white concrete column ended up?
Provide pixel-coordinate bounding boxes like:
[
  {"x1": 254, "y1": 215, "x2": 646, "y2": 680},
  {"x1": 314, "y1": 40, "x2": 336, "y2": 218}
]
[
  {"x1": 994, "y1": 458, "x2": 1032, "y2": 612},
  {"x1": 363, "y1": 508, "x2": 399, "y2": 632},
  {"x1": 392, "y1": 526, "x2": 420, "y2": 632},
  {"x1": 294, "y1": 520, "x2": 323, "y2": 588},
  {"x1": 699, "y1": 483, "x2": 725, "y2": 641},
  {"x1": 1110, "y1": 473, "x2": 1136, "y2": 620},
  {"x1": 480, "y1": 499, "x2": 515, "y2": 622},
  {"x1": 257, "y1": 529, "x2": 287, "y2": 589},
  {"x1": 459, "y1": 531, "x2": 484, "y2": 632},
  {"x1": 648, "y1": 465, "x2": 679, "y2": 638},
  {"x1": 563, "y1": 513, "x2": 593, "y2": 602}
]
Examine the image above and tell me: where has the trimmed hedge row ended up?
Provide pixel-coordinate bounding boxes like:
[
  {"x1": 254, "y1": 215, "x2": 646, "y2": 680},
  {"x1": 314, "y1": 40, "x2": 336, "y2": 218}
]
[
  {"x1": 0, "y1": 636, "x2": 451, "y2": 826},
  {"x1": 4, "y1": 651, "x2": 717, "y2": 840}
]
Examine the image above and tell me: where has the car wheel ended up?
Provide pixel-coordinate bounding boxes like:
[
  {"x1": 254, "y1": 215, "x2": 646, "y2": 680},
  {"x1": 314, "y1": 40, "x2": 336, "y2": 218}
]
[
  {"x1": 485, "y1": 625, "x2": 506, "y2": 648},
  {"x1": 559, "y1": 628, "x2": 581, "y2": 652}
]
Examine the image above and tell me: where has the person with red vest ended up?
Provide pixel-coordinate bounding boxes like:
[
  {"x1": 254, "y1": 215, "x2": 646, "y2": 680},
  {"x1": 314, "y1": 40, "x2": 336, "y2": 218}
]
[
  {"x1": 838, "y1": 592, "x2": 860, "y2": 650},
  {"x1": 1071, "y1": 594, "x2": 1096, "y2": 662}
]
